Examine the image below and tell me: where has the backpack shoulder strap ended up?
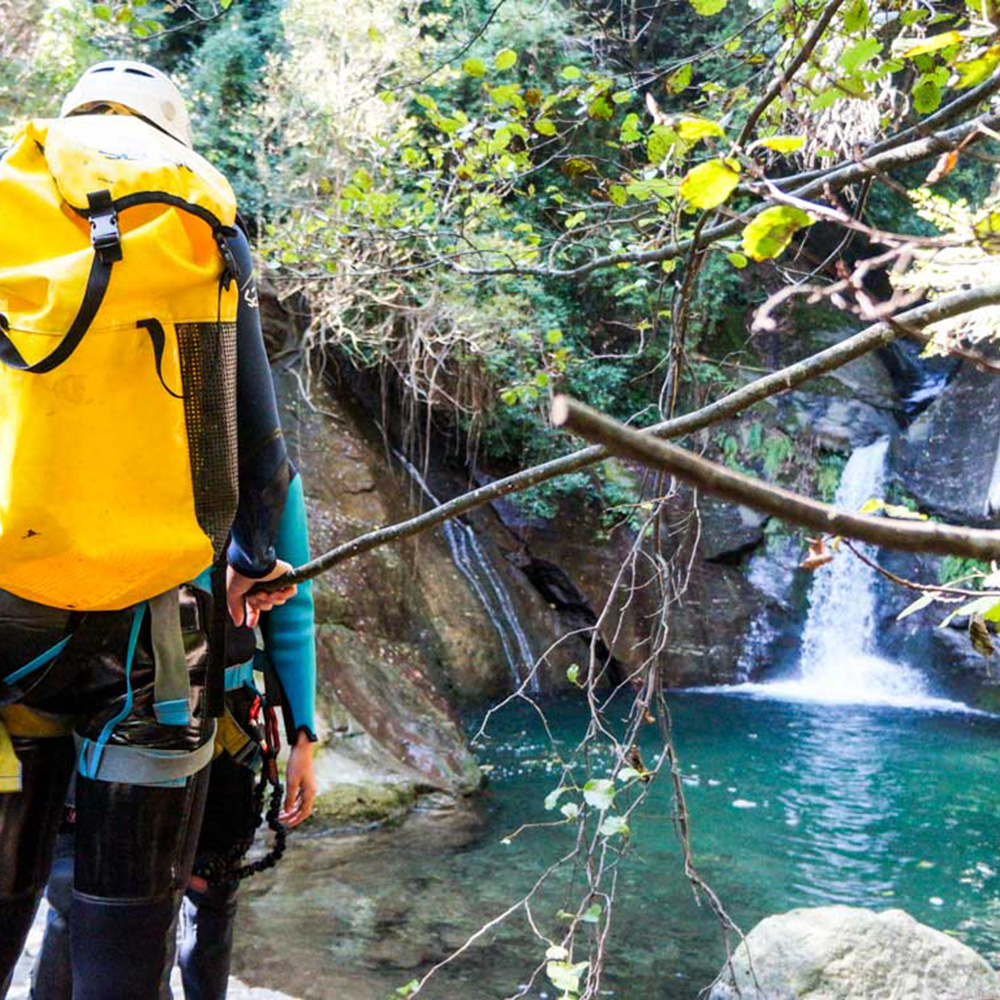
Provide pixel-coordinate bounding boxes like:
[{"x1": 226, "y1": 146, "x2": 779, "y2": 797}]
[{"x1": 0, "y1": 190, "x2": 120, "y2": 374}]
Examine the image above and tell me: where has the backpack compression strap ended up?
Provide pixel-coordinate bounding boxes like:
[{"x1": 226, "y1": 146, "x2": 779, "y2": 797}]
[{"x1": 0, "y1": 190, "x2": 120, "y2": 374}]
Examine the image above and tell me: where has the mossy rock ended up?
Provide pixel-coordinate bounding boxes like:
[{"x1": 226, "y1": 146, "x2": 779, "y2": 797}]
[{"x1": 313, "y1": 780, "x2": 419, "y2": 827}]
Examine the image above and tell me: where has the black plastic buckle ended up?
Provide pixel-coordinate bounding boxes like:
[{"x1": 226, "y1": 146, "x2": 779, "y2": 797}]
[
  {"x1": 214, "y1": 228, "x2": 237, "y2": 290},
  {"x1": 87, "y1": 189, "x2": 123, "y2": 264}
]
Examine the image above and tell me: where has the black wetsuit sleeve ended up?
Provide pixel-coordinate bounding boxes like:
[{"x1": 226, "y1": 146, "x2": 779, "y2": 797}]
[{"x1": 225, "y1": 226, "x2": 290, "y2": 578}]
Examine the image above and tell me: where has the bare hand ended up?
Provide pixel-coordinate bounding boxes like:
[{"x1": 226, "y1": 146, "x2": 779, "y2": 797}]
[
  {"x1": 279, "y1": 732, "x2": 317, "y2": 828},
  {"x1": 226, "y1": 560, "x2": 297, "y2": 628}
]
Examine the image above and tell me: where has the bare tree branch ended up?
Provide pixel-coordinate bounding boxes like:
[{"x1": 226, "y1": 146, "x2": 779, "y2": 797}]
[
  {"x1": 736, "y1": 0, "x2": 849, "y2": 147},
  {"x1": 552, "y1": 396, "x2": 1000, "y2": 561}
]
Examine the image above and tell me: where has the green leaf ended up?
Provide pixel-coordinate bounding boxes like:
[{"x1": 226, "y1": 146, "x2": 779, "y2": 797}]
[
  {"x1": 839, "y1": 37, "x2": 881, "y2": 73},
  {"x1": 588, "y1": 96, "x2": 614, "y2": 121},
  {"x1": 546, "y1": 945, "x2": 569, "y2": 961},
  {"x1": 741, "y1": 205, "x2": 814, "y2": 261},
  {"x1": 600, "y1": 815, "x2": 629, "y2": 837},
  {"x1": 561, "y1": 66, "x2": 582, "y2": 80},
  {"x1": 617, "y1": 766, "x2": 642, "y2": 782},
  {"x1": 913, "y1": 75, "x2": 942, "y2": 113},
  {"x1": 94, "y1": 4, "x2": 112, "y2": 19},
  {"x1": 415, "y1": 94, "x2": 437, "y2": 110},
  {"x1": 750, "y1": 135, "x2": 806, "y2": 153},
  {"x1": 955, "y1": 46, "x2": 1000, "y2": 88},
  {"x1": 608, "y1": 184, "x2": 628, "y2": 206},
  {"x1": 666, "y1": 64, "x2": 693, "y2": 93},
  {"x1": 396, "y1": 980, "x2": 419, "y2": 996},
  {"x1": 547, "y1": 960, "x2": 589, "y2": 993},
  {"x1": 535, "y1": 118, "x2": 557, "y2": 136},
  {"x1": 562, "y1": 158, "x2": 595, "y2": 178},
  {"x1": 489, "y1": 84, "x2": 521, "y2": 107},
  {"x1": 561, "y1": 801, "x2": 580, "y2": 819},
  {"x1": 647, "y1": 124, "x2": 677, "y2": 163},
  {"x1": 690, "y1": 0, "x2": 727, "y2": 14},
  {"x1": 626, "y1": 177, "x2": 677, "y2": 201},
  {"x1": 726, "y1": 251, "x2": 748, "y2": 268},
  {"x1": 535, "y1": 371, "x2": 550, "y2": 387},
  {"x1": 843, "y1": 0, "x2": 869, "y2": 32},
  {"x1": 581, "y1": 904, "x2": 603, "y2": 923},
  {"x1": 680, "y1": 159, "x2": 740, "y2": 209},
  {"x1": 462, "y1": 57, "x2": 486, "y2": 77},
  {"x1": 565, "y1": 211, "x2": 586, "y2": 229},
  {"x1": 620, "y1": 112, "x2": 642, "y2": 143},
  {"x1": 612, "y1": 90, "x2": 632, "y2": 104},
  {"x1": 495, "y1": 48, "x2": 518, "y2": 71},
  {"x1": 546, "y1": 329, "x2": 564, "y2": 345},
  {"x1": 583, "y1": 778, "x2": 615, "y2": 811}
]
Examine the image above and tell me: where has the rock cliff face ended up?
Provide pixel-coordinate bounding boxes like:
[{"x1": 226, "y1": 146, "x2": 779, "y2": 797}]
[
  {"x1": 892, "y1": 363, "x2": 1000, "y2": 527},
  {"x1": 271, "y1": 362, "x2": 599, "y2": 820},
  {"x1": 881, "y1": 360, "x2": 1000, "y2": 710}
]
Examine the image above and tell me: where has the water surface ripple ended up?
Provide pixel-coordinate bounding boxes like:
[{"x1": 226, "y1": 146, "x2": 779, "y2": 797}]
[{"x1": 235, "y1": 694, "x2": 1000, "y2": 999}]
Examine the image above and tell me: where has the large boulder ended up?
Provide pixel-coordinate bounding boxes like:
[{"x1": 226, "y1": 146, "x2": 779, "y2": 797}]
[
  {"x1": 709, "y1": 906, "x2": 1000, "y2": 1000},
  {"x1": 892, "y1": 364, "x2": 1000, "y2": 527}
]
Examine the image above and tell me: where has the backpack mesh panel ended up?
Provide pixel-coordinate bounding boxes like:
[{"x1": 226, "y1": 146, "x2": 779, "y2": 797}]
[{"x1": 177, "y1": 321, "x2": 238, "y2": 555}]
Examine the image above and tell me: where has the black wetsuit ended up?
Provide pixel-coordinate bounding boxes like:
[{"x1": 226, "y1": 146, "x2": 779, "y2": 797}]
[{"x1": 0, "y1": 225, "x2": 289, "y2": 1000}]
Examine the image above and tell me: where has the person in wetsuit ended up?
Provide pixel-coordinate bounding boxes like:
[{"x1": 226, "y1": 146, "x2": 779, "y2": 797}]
[
  {"x1": 0, "y1": 62, "x2": 298, "y2": 1000},
  {"x1": 30, "y1": 470, "x2": 318, "y2": 1000}
]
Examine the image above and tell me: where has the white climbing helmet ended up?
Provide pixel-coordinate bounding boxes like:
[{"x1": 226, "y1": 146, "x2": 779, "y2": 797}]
[{"x1": 60, "y1": 60, "x2": 192, "y2": 148}]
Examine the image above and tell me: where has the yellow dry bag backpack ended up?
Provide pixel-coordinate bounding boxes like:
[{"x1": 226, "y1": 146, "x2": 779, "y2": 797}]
[{"x1": 0, "y1": 114, "x2": 241, "y2": 611}]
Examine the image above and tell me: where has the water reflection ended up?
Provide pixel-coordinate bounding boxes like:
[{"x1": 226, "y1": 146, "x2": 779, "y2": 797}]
[{"x1": 777, "y1": 707, "x2": 901, "y2": 904}]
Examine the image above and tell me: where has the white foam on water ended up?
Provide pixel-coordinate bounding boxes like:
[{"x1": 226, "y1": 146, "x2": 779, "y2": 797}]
[{"x1": 697, "y1": 439, "x2": 983, "y2": 716}]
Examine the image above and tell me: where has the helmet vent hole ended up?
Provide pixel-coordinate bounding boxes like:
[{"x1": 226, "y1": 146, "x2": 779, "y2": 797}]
[{"x1": 125, "y1": 68, "x2": 155, "y2": 77}]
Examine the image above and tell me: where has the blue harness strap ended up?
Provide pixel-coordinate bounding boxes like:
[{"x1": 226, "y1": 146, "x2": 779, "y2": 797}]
[
  {"x1": 3, "y1": 633, "x2": 73, "y2": 686},
  {"x1": 78, "y1": 602, "x2": 147, "y2": 780},
  {"x1": 224, "y1": 660, "x2": 255, "y2": 693}
]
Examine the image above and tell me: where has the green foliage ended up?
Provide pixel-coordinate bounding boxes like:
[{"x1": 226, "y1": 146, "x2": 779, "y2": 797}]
[
  {"x1": 815, "y1": 453, "x2": 847, "y2": 504},
  {"x1": 939, "y1": 555, "x2": 992, "y2": 587}
]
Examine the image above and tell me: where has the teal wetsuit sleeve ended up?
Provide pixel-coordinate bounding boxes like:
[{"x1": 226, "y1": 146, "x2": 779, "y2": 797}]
[{"x1": 259, "y1": 473, "x2": 317, "y2": 741}]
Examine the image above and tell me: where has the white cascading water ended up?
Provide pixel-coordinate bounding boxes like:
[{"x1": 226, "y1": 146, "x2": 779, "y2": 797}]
[
  {"x1": 739, "y1": 438, "x2": 969, "y2": 711},
  {"x1": 391, "y1": 451, "x2": 539, "y2": 692}
]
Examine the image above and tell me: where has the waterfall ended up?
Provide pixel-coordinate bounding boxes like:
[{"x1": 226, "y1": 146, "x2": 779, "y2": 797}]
[
  {"x1": 391, "y1": 452, "x2": 539, "y2": 692},
  {"x1": 787, "y1": 439, "x2": 931, "y2": 702},
  {"x1": 731, "y1": 438, "x2": 970, "y2": 711}
]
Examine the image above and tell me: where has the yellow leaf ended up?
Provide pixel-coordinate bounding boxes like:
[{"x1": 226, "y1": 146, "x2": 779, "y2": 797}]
[
  {"x1": 676, "y1": 117, "x2": 725, "y2": 141},
  {"x1": 680, "y1": 159, "x2": 740, "y2": 209},
  {"x1": 899, "y1": 30, "x2": 963, "y2": 58},
  {"x1": 741, "y1": 205, "x2": 813, "y2": 261},
  {"x1": 749, "y1": 135, "x2": 806, "y2": 154}
]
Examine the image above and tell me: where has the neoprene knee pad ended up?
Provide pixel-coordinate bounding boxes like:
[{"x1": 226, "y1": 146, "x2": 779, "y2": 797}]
[{"x1": 73, "y1": 765, "x2": 210, "y2": 899}]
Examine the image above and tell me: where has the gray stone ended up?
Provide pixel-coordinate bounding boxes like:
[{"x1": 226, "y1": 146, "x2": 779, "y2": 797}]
[
  {"x1": 709, "y1": 905, "x2": 1000, "y2": 1000},
  {"x1": 893, "y1": 364, "x2": 1000, "y2": 527}
]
